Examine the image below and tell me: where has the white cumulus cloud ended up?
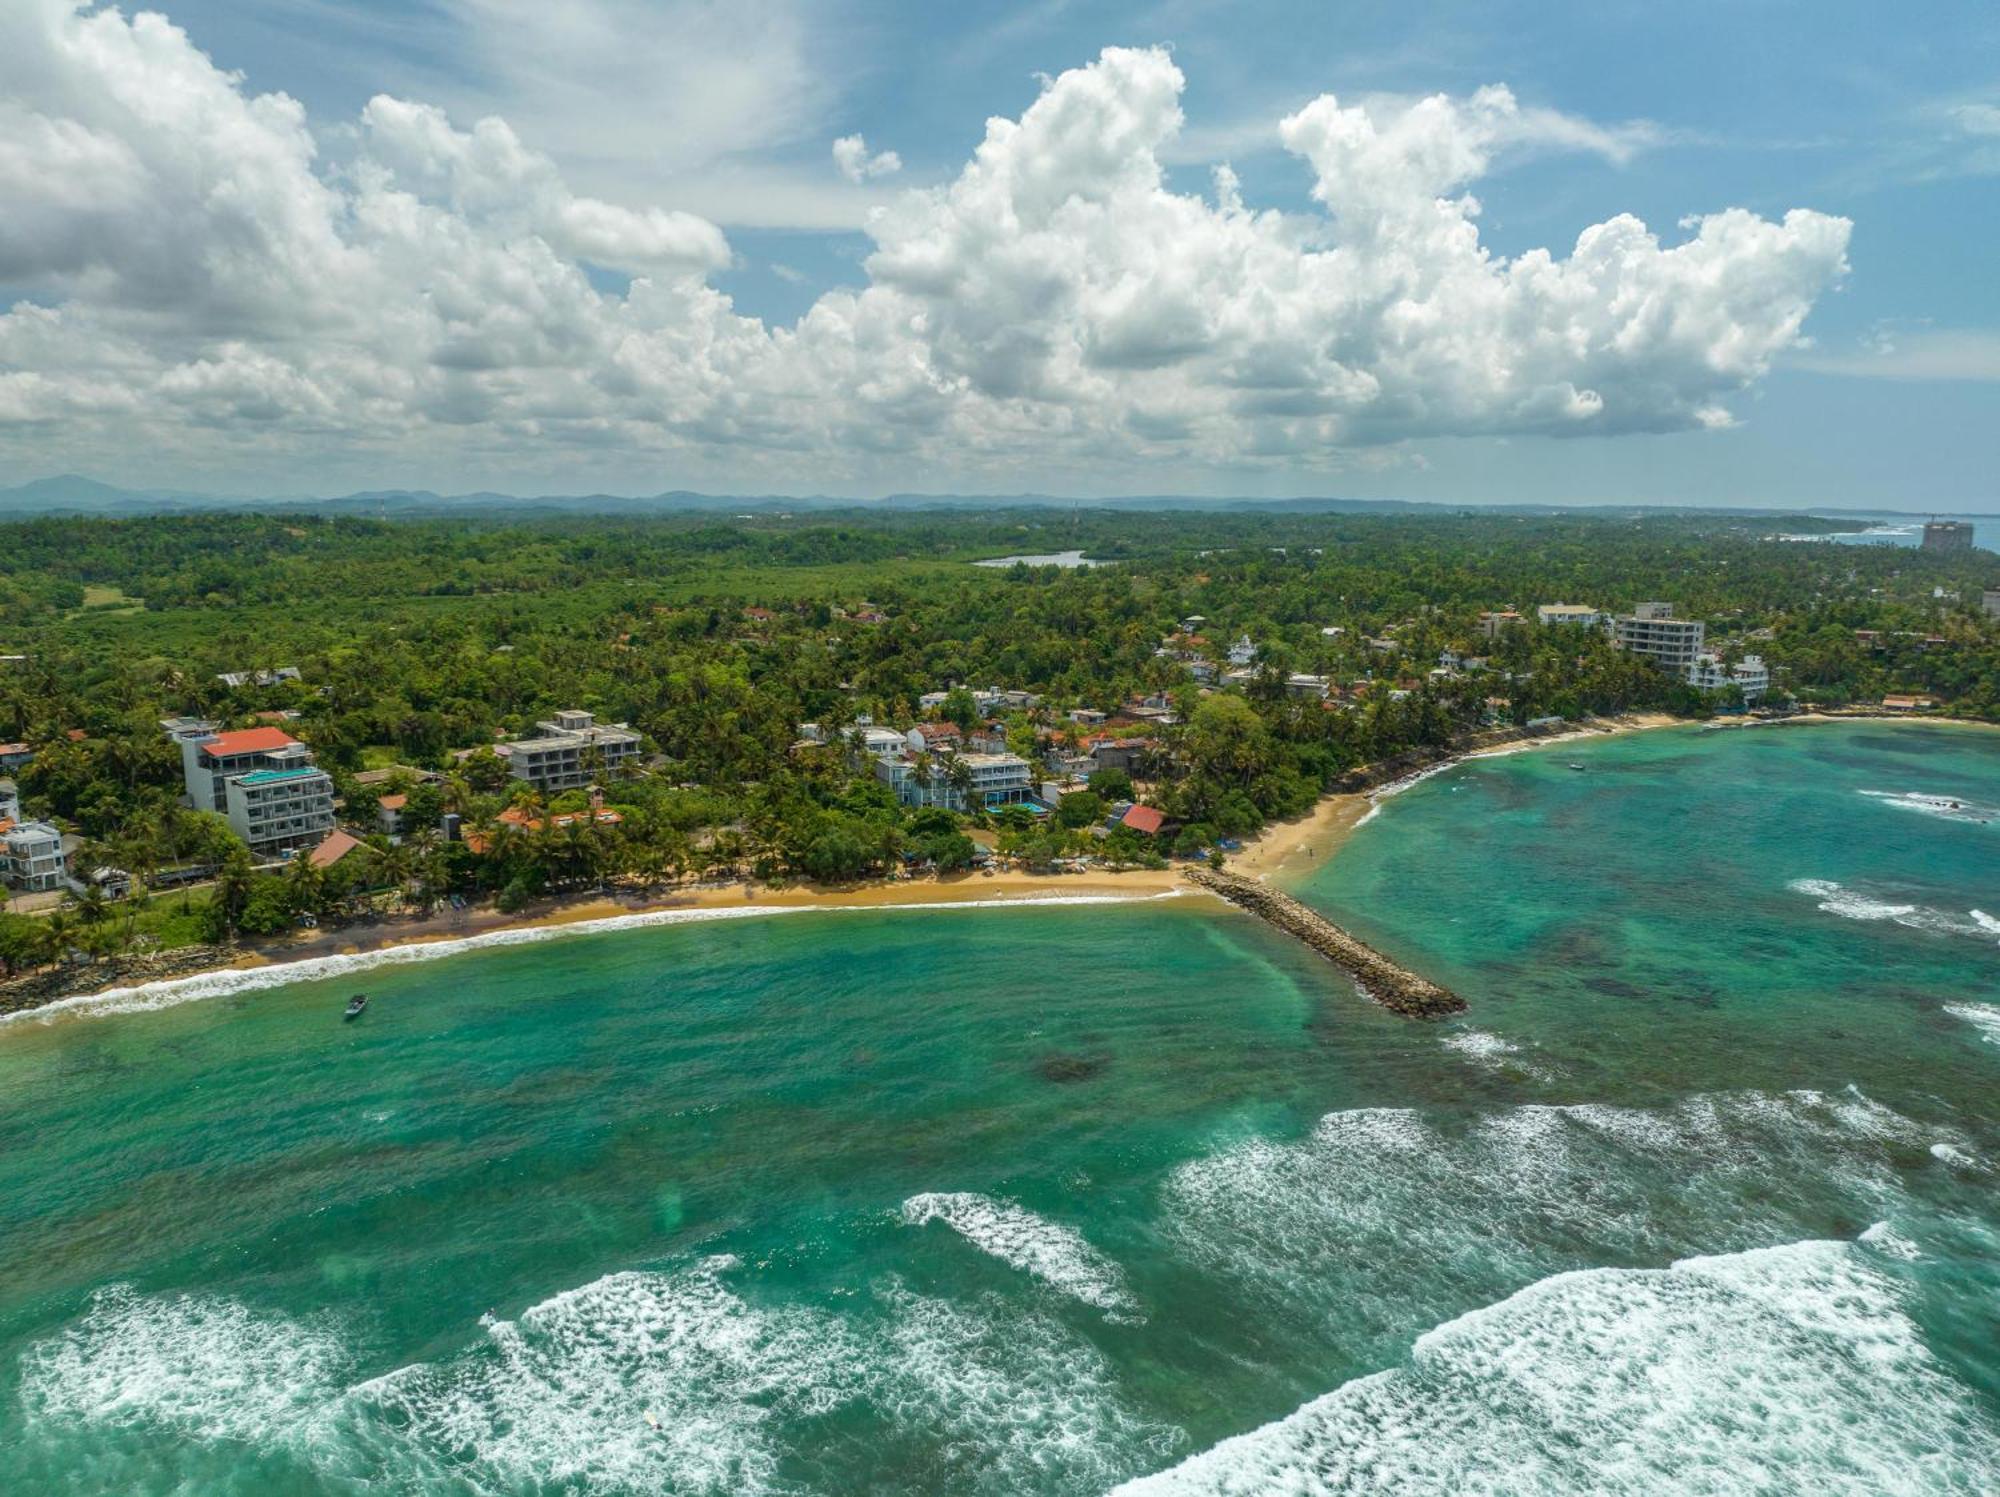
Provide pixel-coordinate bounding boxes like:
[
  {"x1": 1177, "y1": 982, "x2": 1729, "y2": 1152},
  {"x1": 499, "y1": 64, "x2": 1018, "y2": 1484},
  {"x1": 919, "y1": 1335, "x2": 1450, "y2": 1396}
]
[
  {"x1": 832, "y1": 133, "x2": 902, "y2": 182},
  {"x1": 0, "y1": 8, "x2": 1851, "y2": 488}
]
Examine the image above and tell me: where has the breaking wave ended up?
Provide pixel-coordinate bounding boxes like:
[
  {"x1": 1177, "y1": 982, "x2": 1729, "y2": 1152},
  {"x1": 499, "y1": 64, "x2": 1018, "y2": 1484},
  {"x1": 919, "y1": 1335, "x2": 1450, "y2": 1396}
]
[
  {"x1": 19, "y1": 1257, "x2": 1177, "y2": 1496},
  {"x1": 900, "y1": 1192, "x2": 1141, "y2": 1320},
  {"x1": 1945, "y1": 1001, "x2": 2000, "y2": 1048},
  {"x1": 1440, "y1": 1029, "x2": 1561, "y2": 1082},
  {"x1": 1115, "y1": 1235, "x2": 2000, "y2": 1496},
  {"x1": 1858, "y1": 788, "x2": 2000, "y2": 825},
  {"x1": 16, "y1": 1284, "x2": 350, "y2": 1450},
  {"x1": 1159, "y1": 1087, "x2": 1967, "y2": 1373},
  {"x1": 1787, "y1": 879, "x2": 1997, "y2": 940}
]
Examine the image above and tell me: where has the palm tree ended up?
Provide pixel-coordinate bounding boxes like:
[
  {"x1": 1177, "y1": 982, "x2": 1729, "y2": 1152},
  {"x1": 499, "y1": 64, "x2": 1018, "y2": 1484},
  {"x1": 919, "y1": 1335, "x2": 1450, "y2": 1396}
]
[
  {"x1": 283, "y1": 852, "x2": 326, "y2": 920},
  {"x1": 65, "y1": 880, "x2": 111, "y2": 930},
  {"x1": 946, "y1": 754, "x2": 976, "y2": 812},
  {"x1": 404, "y1": 831, "x2": 448, "y2": 913}
]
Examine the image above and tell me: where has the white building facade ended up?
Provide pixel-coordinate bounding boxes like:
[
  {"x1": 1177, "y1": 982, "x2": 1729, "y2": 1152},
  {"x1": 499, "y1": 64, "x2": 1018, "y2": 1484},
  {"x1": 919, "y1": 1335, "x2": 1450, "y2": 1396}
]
[
  {"x1": 873, "y1": 751, "x2": 1034, "y2": 811},
  {"x1": 1537, "y1": 604, "x2": 1606, "y2": 629},
  {"x1": 1611, "y1": 606, "x2": 1707, "y2": 675},
  {"x1": 1, "y1": 818, "x2": 68, "y2": 892},
  {"x1": 1688, "y1": 652, "x2": 1770, "y2": 701},
  {"x1": 498, "y1": 711, "x2": 642, "y2": 792},
  {"x1": 179, "y1": 726, "x2": 336, "y2": 856}
]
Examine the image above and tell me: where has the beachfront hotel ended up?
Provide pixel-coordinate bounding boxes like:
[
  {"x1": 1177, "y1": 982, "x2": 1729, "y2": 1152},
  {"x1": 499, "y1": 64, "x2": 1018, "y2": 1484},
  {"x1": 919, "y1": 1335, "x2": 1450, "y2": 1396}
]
[
  {"x1": 178, "y1": 725, "x2": 336, "y2": 857},
  {"x1": 1688, "y1": 651, "x2": 1770, "y2": 701},
  {"x1": 874, "y1": 750, "x2": 1034, "y2": 811},
  {"x1": 496, "y1": 710, "x2": 642, "y2": 792}
]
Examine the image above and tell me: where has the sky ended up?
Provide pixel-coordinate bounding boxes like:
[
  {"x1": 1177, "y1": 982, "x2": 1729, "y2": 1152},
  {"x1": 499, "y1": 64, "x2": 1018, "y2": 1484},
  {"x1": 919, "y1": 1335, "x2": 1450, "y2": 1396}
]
[{"x1": 0, "y1": 0, "x2": 1995, "y2": 506}]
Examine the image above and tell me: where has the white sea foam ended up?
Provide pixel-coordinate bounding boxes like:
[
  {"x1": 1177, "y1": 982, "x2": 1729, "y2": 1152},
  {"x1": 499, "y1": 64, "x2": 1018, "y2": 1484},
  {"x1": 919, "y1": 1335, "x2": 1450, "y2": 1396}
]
[
  {"x1": 1367, "y1": 761, "x2": 1460, "y2": 803},
  {"x1": 1945, "y1": 1001, "x2": 2000, "y2": 1047},
  {"x1": 1786, "y1": 878, "x2": 1994, "y2": 940},
  {"x1": 1858, "y1": 788, "x2": 2000, "y2": 825},
  {"x1": 23, "y1": 1252, "x2": 1173, "y2": 1495},
  {"x1": 900, "y1": 1192, "x2": 1141, "y2": 1320},
  {"x1": 1442, "y1": 1029, "x2": 1518, "y2": 1062},
  {"x1": 0, "y1": 891, "x2": 1183, "y2": 1030},
  {"x1": 365, "y1": 1257, "x2": 1174, "y2": 1494},
  {"x1": 1859, "y1": 1220, "x2": 1924, "y2": 1259},
  {"x1": 1441, "y1": 1029, "x2": 1561, "y2": 1082},
  {"x1": 17, "y1": 1284, "x2": 350, "y2": 1448},
  {"x1": 356, "y1": 1255, "x2": 859, "y2": 1495},
  {"x1": 871, "y1": 1281, "x2": 1182, "y2": 1492},
  {"x1": 1161, "y1": 1087, "x2": 1958, "y2": 1353},
  {"x1": 1116, "y1": 1236, "x2": 1999, "y2": 1496}
]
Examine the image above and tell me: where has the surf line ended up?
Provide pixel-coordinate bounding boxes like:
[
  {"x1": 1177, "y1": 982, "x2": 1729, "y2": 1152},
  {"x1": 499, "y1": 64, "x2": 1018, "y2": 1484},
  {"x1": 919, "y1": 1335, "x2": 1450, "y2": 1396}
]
[{"x1": 1185, "y1": 868, "x2": 1465, "y2": 1018}]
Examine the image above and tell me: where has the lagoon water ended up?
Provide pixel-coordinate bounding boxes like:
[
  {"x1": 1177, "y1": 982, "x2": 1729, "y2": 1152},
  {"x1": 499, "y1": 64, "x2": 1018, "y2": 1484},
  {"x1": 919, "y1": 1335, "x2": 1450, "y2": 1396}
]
[{"x1": 4, "y1": 722, "x2": 1999, "y2": 1493}]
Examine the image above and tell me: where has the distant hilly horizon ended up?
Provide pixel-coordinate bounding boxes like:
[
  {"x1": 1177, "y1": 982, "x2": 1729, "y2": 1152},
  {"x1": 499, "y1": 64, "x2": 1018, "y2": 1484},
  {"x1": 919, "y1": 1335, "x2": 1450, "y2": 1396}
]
[{"x1": 0, "y1": 472, "x2": 1986, "y2": 522}]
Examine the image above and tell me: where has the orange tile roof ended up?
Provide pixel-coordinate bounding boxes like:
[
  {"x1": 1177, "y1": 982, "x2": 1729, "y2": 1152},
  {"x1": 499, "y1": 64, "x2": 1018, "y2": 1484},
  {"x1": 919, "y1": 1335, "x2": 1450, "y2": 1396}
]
[
  {"x1": 1121, "y1": 804, "x2": 1166, "y2": 835},
  {"x1": 307, "y1": 828, "x2": 365, "y2": 868},
  {"x1": 202, "y1": 727, "x2": 301, "y2": 757},
  {"x1": 377, "y1": 793, "x2": 408, "y2": 811}
]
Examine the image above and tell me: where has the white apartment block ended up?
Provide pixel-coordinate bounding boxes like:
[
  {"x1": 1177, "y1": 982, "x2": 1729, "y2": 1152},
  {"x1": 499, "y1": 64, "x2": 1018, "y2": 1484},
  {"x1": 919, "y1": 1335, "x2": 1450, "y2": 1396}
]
[
  {"x1": 179, "y1": 726, "x2": 336, "y2": 856},
  {"x1": 497, "y1": 710, "x2": 642, "y2": 792},
  {"x1": 1, "y1": 818, "x2": 68, "y2": 892},
  {"x1": 0, "y1": 776, "x2": 17, "y2": 823},
  {"x1": 1611, "y1": 605, "x2": 1706, "y2": 674}
]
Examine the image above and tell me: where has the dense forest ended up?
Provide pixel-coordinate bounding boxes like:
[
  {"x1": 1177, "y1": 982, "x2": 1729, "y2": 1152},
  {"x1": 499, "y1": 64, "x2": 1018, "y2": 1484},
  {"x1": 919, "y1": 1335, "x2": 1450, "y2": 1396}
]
[{"x1": 2, "y1": 504, "x2": 1995, "y2": 963}]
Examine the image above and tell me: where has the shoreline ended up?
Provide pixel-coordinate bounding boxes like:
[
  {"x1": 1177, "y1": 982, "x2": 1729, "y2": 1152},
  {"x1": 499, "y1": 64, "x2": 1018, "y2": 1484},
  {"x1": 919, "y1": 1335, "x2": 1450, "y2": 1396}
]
[
  {"x1": 0, "y1": 708, "x2": 1959, "y2": 1025},
  {"x1": 1228, "y1": 710, "x2": 1686, "y2": 889}
]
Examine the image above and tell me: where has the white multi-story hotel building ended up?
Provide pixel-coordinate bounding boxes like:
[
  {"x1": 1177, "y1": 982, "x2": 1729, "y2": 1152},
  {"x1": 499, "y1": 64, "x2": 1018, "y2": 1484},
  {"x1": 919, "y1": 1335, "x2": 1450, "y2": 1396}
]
[
  {"x1": 874, "y1": 751, "x2": 1033, "y2": 811},
  {"x1": 497, "y1": 710, "x2": 642, "y2": 792},
  {"x1": 1611, "y1": 604, "x2": 1706, "y2": 675},
  {"x1": 224, "y1": 768, "x2": 339, "y2": 857},
  {"x1": 1688, "y1": 652, "x2": 1770, "y2": 701},
  {"x1": 1, "y1": 818, "x2": 68, "y2": 892},
  {"x1": 180, "y1": 726, "x2": 336, "y2": 856}
]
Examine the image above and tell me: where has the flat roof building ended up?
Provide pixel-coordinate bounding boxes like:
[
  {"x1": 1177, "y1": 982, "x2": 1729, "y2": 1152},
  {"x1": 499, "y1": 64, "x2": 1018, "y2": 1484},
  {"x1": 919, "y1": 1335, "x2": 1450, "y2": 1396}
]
[
  {"x1": 180, "y1": 726, "x2": 335, "y2": 857},
  {"x1": 874, "y1": 751, "x2": 1032, "y2": 812},
  {"x1": 1, "y1": 818, "x2": 68, "y2": 892},
  {"x1": 1611, "y1": 606, "x2": 1706, "y2": 675},
  {"x1": 496, "y1": 711, "x2": 641, "y2": 792},
  {"x1": 1536, "y1": 604, "x2": 1605, "y2": 628},
  {"x1": 1688, "y1": 651, "x2": 1769, "y2": 701}
]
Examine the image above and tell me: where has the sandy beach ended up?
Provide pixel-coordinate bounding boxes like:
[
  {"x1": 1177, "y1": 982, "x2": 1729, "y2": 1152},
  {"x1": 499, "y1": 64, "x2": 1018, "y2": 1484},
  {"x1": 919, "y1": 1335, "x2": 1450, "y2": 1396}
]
[{"x1": 0, "y1": 709, "x2": 1695, "y2": 1014}]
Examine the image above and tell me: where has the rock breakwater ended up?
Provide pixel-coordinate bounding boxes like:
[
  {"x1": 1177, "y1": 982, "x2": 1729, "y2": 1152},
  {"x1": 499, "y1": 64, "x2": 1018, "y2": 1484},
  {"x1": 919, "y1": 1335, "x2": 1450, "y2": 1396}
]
[{"x1": 1185, "y1": 869, "x2": 1466, "y2": 1018}]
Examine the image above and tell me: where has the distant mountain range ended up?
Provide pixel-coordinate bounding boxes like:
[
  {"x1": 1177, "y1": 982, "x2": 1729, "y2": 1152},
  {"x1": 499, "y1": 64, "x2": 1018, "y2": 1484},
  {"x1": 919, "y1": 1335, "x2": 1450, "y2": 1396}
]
[{"x1": 0, "y1": 473, "x2": 1973, "y2": 522}]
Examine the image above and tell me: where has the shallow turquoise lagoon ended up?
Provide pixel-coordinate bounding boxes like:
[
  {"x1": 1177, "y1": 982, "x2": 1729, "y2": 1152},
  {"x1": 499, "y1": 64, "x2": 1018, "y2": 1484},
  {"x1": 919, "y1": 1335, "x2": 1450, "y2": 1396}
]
[{"x1": 3, "y1": 723, "x2": 1997, "y2": 1493}]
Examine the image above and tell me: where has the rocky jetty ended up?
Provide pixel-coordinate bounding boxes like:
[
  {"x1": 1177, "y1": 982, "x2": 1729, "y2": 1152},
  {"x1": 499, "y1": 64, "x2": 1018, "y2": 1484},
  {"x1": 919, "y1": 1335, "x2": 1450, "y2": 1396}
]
[{"x1": 1184, "y1": 868, "x2": 1466, "y2": 1019}]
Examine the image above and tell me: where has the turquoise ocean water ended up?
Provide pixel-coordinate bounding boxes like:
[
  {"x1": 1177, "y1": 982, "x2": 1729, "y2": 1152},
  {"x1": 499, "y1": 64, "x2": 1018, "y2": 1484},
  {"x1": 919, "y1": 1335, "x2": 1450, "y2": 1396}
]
[{"x1": 3, "y1": 721, "x2": 1998, "y2": 1493}]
